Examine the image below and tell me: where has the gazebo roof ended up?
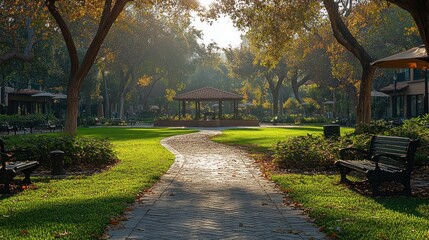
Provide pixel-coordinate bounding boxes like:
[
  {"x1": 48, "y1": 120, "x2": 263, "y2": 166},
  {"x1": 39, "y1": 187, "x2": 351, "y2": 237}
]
[{"x1": 173, "y1": 87, "x2": 243, "y2": 101}]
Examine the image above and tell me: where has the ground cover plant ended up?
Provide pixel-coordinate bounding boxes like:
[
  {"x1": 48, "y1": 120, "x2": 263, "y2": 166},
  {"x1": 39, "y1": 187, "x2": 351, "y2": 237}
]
[
  {"x1": 212, "y1": 124, "x2": 429, "y2": 240},
  {"x1": 0, "y1": 127, "x2": 195, "y2": 239}
]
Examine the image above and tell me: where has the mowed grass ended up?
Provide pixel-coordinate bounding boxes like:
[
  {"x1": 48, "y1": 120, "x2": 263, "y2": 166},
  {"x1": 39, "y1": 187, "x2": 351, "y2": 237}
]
[
  {"x1": 214, "y1": 125, "x2": 354, "y2": 152},
  {"x1": 212, "y1": 126, "x2": 429, "y2": 240},
  {"x1": 0, "y1": 127, "x2": 195, "y2": 240}
]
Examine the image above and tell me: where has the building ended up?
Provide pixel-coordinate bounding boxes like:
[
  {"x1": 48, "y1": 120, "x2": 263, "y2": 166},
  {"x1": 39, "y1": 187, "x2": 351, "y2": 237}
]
[{"x1": 380, "y1": 69, "x2": 427, "y2": 119}]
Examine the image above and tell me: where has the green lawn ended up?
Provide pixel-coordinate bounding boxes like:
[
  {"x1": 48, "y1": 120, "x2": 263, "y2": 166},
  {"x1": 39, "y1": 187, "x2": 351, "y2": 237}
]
[
  {"x1": 212, "y1": 126, "x2": 429, "y2": 240},
  {"x1": 214, "y1": 125, "x2": 354, "y2": 152},
  {"x1": 0, "y1": 127, "x2": 195, "y2": 240}
]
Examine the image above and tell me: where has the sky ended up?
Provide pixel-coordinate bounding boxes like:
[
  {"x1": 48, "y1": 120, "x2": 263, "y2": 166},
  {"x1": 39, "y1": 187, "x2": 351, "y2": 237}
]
[{"x1": 192, "y1": 0, "x2": 243, "y2": 48}]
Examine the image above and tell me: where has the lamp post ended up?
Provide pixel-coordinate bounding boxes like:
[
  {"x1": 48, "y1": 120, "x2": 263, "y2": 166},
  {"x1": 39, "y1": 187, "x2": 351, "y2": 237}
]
[
  {"x1": 424, "y1": 67, "x2": 428, "y2": 114},
  {"x1": 393, "y1": 72, "x2": 397, "y2": 118}
]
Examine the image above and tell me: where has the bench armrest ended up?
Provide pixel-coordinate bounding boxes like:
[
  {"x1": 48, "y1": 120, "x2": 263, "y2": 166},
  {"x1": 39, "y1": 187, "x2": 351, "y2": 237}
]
[{"x1": 339, "y1": 147, "x2": 369, "y2": 160}]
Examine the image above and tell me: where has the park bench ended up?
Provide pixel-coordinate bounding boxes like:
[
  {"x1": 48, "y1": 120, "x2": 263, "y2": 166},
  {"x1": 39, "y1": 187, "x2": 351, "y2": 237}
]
[
  {"x1": 0, "y1": 139, "x2": 39, "y2": 194},
  {"x1": 336, "y1": 135, "x2": 419, "y2": 196}
]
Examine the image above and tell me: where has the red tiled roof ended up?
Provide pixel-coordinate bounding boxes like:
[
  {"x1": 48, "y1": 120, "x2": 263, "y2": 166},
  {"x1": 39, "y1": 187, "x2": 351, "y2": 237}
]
[{"x1": 173, "y1": 87, "x2": 243, "y2": 101}]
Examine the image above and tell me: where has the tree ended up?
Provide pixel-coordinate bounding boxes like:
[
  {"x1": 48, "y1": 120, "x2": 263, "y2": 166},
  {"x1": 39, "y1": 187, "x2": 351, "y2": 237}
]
[
  {"x1": 322, "y1": 0, "x2": 377, "y2": 124},
  {"x1": 0, "y1": 1, "x2": 46, "y2": 65},
  {"x1": 44, "y1": 0, "x2": 199, "y2": 135},
  {"x1": 386, "y1": 1, "x2": 429, "y2": 55},
  {"x1": 44, "y1": 0, "x2": 132, "y2": 134},
  {"x1": 225, "y1": 46, "x2": 289, "y2": 115}
]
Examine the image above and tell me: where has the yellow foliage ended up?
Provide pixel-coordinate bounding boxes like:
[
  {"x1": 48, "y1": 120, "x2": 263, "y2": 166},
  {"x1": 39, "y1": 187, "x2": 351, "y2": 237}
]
[
  {"x1": 165, "y1": 89, "x2": 176, "y2": 102},
  {"x1": 138, "y1": 76, "x2": 153, "y2": 87}
]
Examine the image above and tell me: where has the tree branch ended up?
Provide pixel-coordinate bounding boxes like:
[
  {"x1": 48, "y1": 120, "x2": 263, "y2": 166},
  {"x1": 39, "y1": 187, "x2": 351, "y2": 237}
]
[
  {"x1": 323, "y1": 0, "x2": 373, "y2": 66},
  {"x1": 45, "y1": 0, "x2": 79, "y2": 79}
]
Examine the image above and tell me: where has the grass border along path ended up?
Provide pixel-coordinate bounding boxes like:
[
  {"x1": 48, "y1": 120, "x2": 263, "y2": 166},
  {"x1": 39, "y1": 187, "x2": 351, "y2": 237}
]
[
  {"x1": 0, "y1": 127, "x2": 195, "y2": 240},
  {"x1": 212, "y1": 126, "x2": 429, "y2": 240}
]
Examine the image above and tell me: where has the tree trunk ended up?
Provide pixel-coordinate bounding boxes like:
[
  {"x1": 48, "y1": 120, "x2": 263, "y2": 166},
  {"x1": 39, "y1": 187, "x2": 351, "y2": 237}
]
[
  {"x1": 102, "y1": 70, "x2": 110, "y2": 119},
  {"x1": 142, "y1": 76, "x2": 161, "y2": 110},
  {"x1": 272, "y1": 91, "x2": 279, "y2": 116},
  {"x1": 265, "y1": 73, "x2": 285, "y2": 116},
  {"x1": 356, "y1": 65, "x2": 376, "y2": 123},
  {"x1": 323, "y1": 0, "x2": 375, "y2": 124},
  {"x1": 64, "y1": 82, "x2": 80, "y2": 134},
  {"x1": 119, "y1": 92, "x2": 125, "y2": 119}
]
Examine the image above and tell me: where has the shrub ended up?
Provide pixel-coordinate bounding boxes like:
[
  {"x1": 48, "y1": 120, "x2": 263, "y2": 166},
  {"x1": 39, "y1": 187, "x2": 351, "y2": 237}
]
[
  {"x1": 156, "y1": 114, "x2": 193, "y2": 121},
  {"x1": 274, "y1": 135, "x2": 341, "y2": 170},
  {"x1": 283, "y1": 98, "x2": 302, "y2": 114},
  {"x1": 4, "y1": 135, "x2": 117, "y2": 168},
  {"x1": 355, "y1": 119, "x2": 393, "y2": 135},
  {"x1": 301, "y1": 116, "x2": 328, "y2": 123}
]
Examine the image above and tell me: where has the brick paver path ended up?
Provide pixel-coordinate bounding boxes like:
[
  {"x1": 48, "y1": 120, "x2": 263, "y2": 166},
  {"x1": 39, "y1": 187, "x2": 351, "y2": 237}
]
[{"x1": 107, "y1": 130, "x2": 325, "y2": 239}]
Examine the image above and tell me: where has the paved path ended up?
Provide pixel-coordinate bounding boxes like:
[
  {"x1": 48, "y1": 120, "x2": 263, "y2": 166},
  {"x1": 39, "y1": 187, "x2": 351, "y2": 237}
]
[{"x1": 107, "y1": 130, "x2": 325, "y2": 239}]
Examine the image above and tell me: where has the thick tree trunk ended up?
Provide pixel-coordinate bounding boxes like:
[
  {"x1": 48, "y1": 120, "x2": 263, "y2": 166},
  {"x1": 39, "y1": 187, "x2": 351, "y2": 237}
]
[
  {"x1": 356, "y1": 65, "x2": 376, "y2": 123},
  {"x1": 323, "y1": 0, "x2": 375, "y2": 124},
  {"x1": 265, "y1": 73, "x2": 285, "y2": 116},
  {"x1": 272, "y1": 92, "x2": 279, "y2": 116},
  {"x1": 64, "y1": 83, "x2": 80, "y2": 134}
]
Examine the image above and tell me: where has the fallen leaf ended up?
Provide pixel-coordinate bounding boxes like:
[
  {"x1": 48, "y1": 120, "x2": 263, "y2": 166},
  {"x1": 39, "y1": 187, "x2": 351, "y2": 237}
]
[
  {"x1": 54, "y1": 231, "x2": 70, "y2": 238},
  {"x1": 328, "y1": 232, "x2": 338, "y2": 239}
]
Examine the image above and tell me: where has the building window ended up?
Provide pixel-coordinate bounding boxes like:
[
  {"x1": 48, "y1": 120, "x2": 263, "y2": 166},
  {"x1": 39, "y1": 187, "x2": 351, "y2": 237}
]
[
  {"x1": 397, "y1": 96, "x2": 405, "y2": 118},
  {"x1": 417, "y1": 94, "x2": 424, "y2": 116}
]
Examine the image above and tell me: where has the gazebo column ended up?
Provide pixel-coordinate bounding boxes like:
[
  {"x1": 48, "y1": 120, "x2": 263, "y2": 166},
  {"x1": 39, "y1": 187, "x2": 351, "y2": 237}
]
[
  {"x1": 182, "y1": 101, "x2": 186, "y2": 117},
  {"x1": 218, "y1": 100, "x2": 223, "y2": 119},
  {"x1": 178, "y1": 101, "x2": 181, "y2": 120},
  {"x1": 233, "y1": 100, "x2": 238, "y2": 118},
  {"x1": 196, "y1": 101, "x2": 201, "y2": 120}
]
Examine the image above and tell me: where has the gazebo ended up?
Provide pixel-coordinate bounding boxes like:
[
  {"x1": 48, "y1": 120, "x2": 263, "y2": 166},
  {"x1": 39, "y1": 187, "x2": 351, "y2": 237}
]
[{"x1": 173, "y1": 87, "x2": 243, "y2": 120}]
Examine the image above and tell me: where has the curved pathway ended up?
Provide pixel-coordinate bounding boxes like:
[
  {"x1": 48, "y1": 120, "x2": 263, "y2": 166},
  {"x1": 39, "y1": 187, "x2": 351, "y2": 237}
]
[{"x1": 107, "y1": 130, "x2": 325, "y2": 239}]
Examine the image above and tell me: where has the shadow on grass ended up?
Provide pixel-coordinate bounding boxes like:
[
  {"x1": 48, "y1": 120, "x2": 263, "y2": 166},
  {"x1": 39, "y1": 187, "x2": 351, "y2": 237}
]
[
  {"x1": 376, "y1": 197, "x2": 429, "y2": 219},
  {"x1": 0, "y1": 195, "x2": 130, "y2": 239}
]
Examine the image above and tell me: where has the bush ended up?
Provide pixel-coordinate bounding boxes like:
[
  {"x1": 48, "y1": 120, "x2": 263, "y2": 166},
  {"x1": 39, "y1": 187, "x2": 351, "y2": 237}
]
[
  {"x1": 274, "y1": 135, "x2": 341, "y2": 170},
  {"x1": 301, "y1": 116, "x2": 328, "y2": 123},
  {"x1": 0, "y1": 114, "x2": 50, "y2": 129},
  {"x1": 4, "y1": 135, "x2": 117, "y2": 168}
]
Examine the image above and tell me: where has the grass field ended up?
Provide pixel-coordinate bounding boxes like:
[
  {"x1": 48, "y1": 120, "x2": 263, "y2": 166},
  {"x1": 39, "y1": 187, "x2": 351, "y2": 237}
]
[
  {"x1": 0, "y1": 127, "x2": 195, "y2": 239},
  {"x1": 212, "y1": 126, "x2": 429, "y2": 240},
  {"x1": 213, "y1": 125, "x2": 354, "y2": 152}
]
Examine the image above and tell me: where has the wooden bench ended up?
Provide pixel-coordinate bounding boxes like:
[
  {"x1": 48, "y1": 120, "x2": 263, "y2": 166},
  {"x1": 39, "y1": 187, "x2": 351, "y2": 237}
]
[
  {"x1": 0, "y1": 140, "x2": 39, "y2": 194},
  {"x1": 336, "y1": 135, "x2": 419, "y2": 196}
]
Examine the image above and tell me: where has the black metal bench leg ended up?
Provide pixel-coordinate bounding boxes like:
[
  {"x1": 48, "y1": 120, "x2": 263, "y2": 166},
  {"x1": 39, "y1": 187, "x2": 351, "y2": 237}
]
[
  {"x1": 1, "y1": 181, "x2": 11, "y2": 194},
  {"x1": 339, "y1": 166, "x2": 352, "y2": 184},
  {"x1": 371, "y1": 183, "x2": 381, "y2": 196},
  {"x1": 0, "y1": 169, "x2": 16, "y2": 194},
  {"x1": 401, "y1": 175, "x2": 412, "y2": 197}
]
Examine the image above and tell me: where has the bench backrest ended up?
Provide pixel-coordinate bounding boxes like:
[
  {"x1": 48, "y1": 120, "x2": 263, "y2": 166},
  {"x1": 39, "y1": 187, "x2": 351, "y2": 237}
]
[{"x1": 369, "y1": 135, "x2": 419, "y2": 169}]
